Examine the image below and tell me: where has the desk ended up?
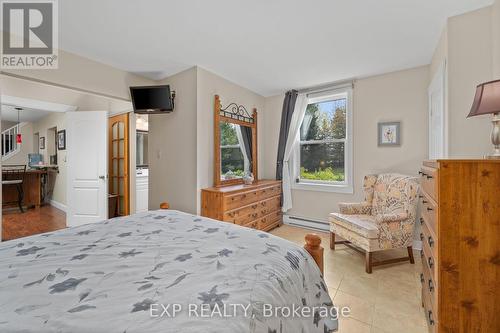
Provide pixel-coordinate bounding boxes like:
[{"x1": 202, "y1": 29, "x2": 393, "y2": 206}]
[{"x1": 2, "y1": 169, "x2": 57, "y2": 209}]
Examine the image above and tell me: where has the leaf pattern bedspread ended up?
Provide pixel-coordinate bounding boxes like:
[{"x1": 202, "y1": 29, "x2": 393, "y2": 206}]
[{"x1": 0, "y1": 210, "x2": 338, "y2": 333}]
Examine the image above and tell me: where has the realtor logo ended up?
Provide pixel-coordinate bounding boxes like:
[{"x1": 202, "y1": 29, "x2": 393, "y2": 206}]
[{"x1": 1, "y1": 0, "x2": 58, "y2": 68}]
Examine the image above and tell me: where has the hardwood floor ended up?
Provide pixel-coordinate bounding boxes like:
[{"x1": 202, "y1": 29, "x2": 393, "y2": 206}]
[{"x1": 2, "y1": 205, "x2": 66, "y2": 241}]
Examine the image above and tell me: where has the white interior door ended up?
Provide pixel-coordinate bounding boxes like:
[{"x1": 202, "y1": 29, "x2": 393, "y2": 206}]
[
  {"x1": 67, "y1": 111, "x2": 108, "y2": 227},
  {"x1": 428, "y1": 61, "x2": 447, "y2": 159}
]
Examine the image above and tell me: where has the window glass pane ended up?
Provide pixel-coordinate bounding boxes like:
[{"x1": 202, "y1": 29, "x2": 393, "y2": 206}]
[
  {"x1": 221, "y1": 147, "x2": 244, "y2": 179},
  {"x1": 300, "y1": 98, "x2": 346, "y2": 140},
  {"x1": 112, "y1": 124, "x2": 118, "y2": 140},
  {"x1": 118, "y1": 122, "x2": 125, "y2": 139},
  {"x1": 119, "y1": 140, "x2": 124, "y2": 158},
  {"x1": 220, "y1": 122, "x2": 244, "y2": 180},
  {"x1": 300, "y1": 142, "x2": 345, "y2": 182}
]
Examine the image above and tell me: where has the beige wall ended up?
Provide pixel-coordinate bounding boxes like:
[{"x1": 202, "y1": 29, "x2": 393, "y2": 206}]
[
  {"x1": 447, "y1": 7, "x2": 493, "y2": 158},
  {"x1": 2, "y1": 49, "x2": 154, "y2": 101},
  {"x1": 196, "y1": 67, "x2": 265, "y2": 213},
  {"x1": 149, "y1": 67, "x2": 198, "y2": 213},
  {"x1": 148, "y1": 67, "x2": 266, "y2": 214},
  {"x1": 262, "y1": 66, "x2": 429, "y2": 221},
  {"x1": 493, "y1": 0, "x2": 500, "y2": 77},
  {"x1": 32, "y1": 113, "x2": 67, "y2": 205},
  {"x1": 429, "y1": 28, "x2": 448, "y2": 80},
  {"x1": 2, "y1": 122, "x2": 34, "y2": 166}
]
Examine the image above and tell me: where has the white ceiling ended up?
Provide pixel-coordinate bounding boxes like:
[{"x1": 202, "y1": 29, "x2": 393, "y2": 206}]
[
  {"x1": 1, "y1": 105, "x2": 53, "y2": 123},
  {"x1": 60, "y1": 0, "x2": 493, "y2": 96}
]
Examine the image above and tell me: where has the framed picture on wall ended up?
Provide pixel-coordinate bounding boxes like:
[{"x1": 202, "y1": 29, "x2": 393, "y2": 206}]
[
  {"x1": 57, "y1": 130, "x2": 66, "y2": 150},
  {"x1": 39, "y1": 136, "x2": 45, "y2": 150},
  {"x1": 378, "y1": 122, "x2": 401, "y2": 146}
]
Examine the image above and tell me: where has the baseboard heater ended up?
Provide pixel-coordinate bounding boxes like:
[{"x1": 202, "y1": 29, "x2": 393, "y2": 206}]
[{"x1": 284, "y1": 215, "x2": 329, "y2": 232}]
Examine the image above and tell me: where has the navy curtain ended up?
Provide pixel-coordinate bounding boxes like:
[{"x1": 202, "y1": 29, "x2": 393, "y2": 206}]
[{"x1": 275, "y1": 90, "x2": 298, "y2": 180}]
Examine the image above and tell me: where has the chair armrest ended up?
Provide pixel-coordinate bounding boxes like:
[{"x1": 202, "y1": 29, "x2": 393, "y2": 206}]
[
  {"x1": 375, "y1": 213, "x2": 409, "y2": 223},
  {"x1": 338, "y1": 202, "x2": 372, "y2": 215}
]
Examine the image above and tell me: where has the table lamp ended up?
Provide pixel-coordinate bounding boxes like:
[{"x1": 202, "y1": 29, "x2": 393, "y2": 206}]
[{"x1": 467, "y1": 79, "x2": 500, "y2": 159}]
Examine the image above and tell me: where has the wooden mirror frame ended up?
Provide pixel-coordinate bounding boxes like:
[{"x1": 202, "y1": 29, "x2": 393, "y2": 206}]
[{"x1": 214, "y1": 95, "x2": 258, "y2": 187}]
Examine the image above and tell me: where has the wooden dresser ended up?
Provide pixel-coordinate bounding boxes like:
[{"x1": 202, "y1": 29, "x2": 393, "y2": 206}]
[
  {"x1": 418, "y1": 160, "x2": 499, "y2": 333},
  {"x1": 201, "y1": 180, "x2": 282, "y2": 232}
]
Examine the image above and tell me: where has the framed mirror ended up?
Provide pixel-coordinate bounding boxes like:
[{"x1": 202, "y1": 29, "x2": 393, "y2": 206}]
[{"x1": 214, "y1": 95, "x2": 258, "y2": 187}]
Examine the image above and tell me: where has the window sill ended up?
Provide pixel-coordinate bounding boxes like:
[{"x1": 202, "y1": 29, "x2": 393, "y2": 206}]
[{"x1": 292, "y1": 182, "x2": 354, "y2": 194}]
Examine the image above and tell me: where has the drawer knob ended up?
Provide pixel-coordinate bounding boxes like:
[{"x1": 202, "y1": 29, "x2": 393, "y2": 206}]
[
  {"x1": 428, "y1": 257, "x2": 434, "y2": 269},
  {"x1": 419, "y1": 217, "x2": 424, "y2": 225},
  {"x1": 428, "y1": 279, "x2": 434, "y2": 292},
  {"x1": 420, "y1": 250, "x2": 424, "y2": 258},
  {"x1": 428, "y1": 236, "x2": 434, "y2": 247},
  {"x1": 418, "y1": 171, "x2": 423, "y2": 175},
  {"x1": 420, "y1": 233, "x2": 424, "y2": 241},
  {"x1": 422, "y1": 199, "x2": 428, "y2": 204},
  {"x1": 420, "y1": 273, "x2": 424, "y2": 283},
  {"x1": 426, "y1": 175, "x2": 433, "y2": 179},
  {"x1": 427, "y1": 207, "x2": 433, "y2": 212},
  {"x1": 428, "y1": 311, "x2": 435, "y2": 326}
]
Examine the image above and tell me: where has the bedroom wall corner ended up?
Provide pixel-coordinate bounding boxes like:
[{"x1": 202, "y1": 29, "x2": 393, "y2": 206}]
[
  {"x1": 262, "y1": 66, "x2": 429, "y2": 222},
  {"x1": 149, "y1": 67, "x2": 198, "y2": 214}
]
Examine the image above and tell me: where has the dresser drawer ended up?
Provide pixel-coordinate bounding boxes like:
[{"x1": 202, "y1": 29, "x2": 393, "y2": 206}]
[
  {"x1": 422, "y1": 284, "x2": 437, "y2": 333},
  {"x1": 242, "y1": 219, "x2": 259, "y2": 229},
  {"x1": 223, "y1": 195, "x2": 281, "y2": 225},
  {"x1": 224, "y1": 184, "x2": 281, "y2": 211},
  {"x1": 420, "y1": 192, "x2": 438, "y2": 236},
  {"x1": 420, "y1": 216, "x2": 438, "y2": 261},
  {"x1": 258, "y1": 210, "x2": 282, "y2": 231},
  {"x1": 243, "y1": 211, "x2": 281, "y2": 231},
  {"x1": 421, "y1": 252, "x2": 438, "y2": 314},
  {"x1": 420, "y1": 166, "x2": 438, "y2": 202},
  {"x1": 422, "y1": 235, "x2": 437, "y2": 283}
]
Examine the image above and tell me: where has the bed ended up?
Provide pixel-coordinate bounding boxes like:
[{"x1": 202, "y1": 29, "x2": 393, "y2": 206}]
[{"x1": 0, "y1": 210, "x2": 338, "y2": 333}]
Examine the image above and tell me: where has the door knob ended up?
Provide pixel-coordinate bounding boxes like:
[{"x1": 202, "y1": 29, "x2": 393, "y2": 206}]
[{"x1": 99, "y1": 175, "x2": 106, "y2": 180}]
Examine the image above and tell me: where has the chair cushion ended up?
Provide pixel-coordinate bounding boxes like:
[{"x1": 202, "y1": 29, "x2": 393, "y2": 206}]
[{"x1": 329, "y1": 213, "x2": 379, "y2": 239}]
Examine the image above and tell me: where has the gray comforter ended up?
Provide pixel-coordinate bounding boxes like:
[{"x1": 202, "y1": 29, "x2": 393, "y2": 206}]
[{"x1": 0, "y1": 210, "x2": 338, "y2": 333}]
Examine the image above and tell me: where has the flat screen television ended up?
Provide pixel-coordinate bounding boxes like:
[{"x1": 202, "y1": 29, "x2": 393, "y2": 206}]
[{"x1": 130, "y1": 85, "x2": 174, "y2": 114}]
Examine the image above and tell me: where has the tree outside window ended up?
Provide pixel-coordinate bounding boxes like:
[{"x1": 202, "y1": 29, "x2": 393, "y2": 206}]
[{"x1": 299, "y1": 97, "x2": 347, "y2": 182}]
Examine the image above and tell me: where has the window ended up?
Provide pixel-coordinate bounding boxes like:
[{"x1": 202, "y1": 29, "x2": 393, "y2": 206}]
[
  {"x1": 220, "y1": 122, "x2": 249, "y2": 180},
  {"x1": 294, "y1": 87, "x2": 353, "y2": 193}
]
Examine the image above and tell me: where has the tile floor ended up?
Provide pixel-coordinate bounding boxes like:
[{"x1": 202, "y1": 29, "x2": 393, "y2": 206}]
[{"x1": 271, "y1": 224, "x2": 428, "y2": 333}]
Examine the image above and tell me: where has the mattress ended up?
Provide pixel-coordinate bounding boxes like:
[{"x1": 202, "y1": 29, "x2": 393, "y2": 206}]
[{"x1": 0, "y1": 210, "x2": 338, "y2": 333}]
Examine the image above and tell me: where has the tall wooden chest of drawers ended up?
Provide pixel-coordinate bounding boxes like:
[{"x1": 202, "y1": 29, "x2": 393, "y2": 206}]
[
  {"x1": 418, "y1": 160, "x2": 500, "y2": 333},
  {"x1": 201, "y1": 180, "x2": 282, "y2": 232}
]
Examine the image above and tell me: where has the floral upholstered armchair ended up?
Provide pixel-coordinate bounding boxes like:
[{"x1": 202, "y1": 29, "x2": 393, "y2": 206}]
[{"x1": 328, "y1": 174, "x2": 419, "y2": 273}]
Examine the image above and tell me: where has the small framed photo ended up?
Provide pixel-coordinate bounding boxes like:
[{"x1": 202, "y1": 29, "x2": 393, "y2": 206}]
[
  {"x1": 39, "y1": 137, "x2": 45, "y2": 150},
  {"x1": 57, "y1": 130, "x2": 66, "y2": 150},
  {"x1": 378, "y1": 122, "x2": 401, "y2": 146}
]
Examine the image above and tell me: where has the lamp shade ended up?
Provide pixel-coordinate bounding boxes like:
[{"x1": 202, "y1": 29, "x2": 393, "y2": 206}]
[{"x1": 467, "y1": 79, "x2": 500, "y2": 117}]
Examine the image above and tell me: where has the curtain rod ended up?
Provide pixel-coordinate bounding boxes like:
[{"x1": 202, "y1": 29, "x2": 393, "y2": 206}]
[
  {"x1": 297, "y1": 79, "x2": 355, "y2": 95},
  {"x1": 0, "y1": 71, "x2": 131, "y2": 102}
]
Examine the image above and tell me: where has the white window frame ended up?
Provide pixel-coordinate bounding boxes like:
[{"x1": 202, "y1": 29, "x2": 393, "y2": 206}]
[{"x1": 292, "y1": 86, "x2": 353, "y2": 193}]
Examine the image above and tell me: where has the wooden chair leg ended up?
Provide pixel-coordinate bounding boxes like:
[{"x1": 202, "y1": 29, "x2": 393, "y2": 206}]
[
  {"x1": 16, "y1": 183, "x2": 24, "y2": 213},
  {"x1": 407, "y1": 246, "x2": 415, "y2": 264},
  {"x1": 365, "y1": 251, "x2": 373, "y2": 274},
  {"x1": 330, "y1": 232, "x2": 335, "y2": 250}
]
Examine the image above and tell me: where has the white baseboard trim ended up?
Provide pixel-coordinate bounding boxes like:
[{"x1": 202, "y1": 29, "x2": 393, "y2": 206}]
[
  {"x1": 283, "y1": 214, "x2": 329, "y2": 232},
  {"x1": 50, "y1": 200, "x2": 67, "y2": 212}
]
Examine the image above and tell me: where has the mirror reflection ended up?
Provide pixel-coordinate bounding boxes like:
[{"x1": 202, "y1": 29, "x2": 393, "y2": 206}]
[{"x1": 220, "y1": 122, "x2": 252, "y2": 181}]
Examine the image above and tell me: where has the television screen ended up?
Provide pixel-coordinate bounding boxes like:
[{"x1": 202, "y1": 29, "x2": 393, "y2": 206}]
[{"x1": 130, "y1": 85, "x2": 173, "y2": 114}]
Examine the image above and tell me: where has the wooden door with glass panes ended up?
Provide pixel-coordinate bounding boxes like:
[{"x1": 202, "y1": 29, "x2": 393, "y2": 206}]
[{"x1": 109, "y1": 113, "x2": 129, "y2": 216}]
